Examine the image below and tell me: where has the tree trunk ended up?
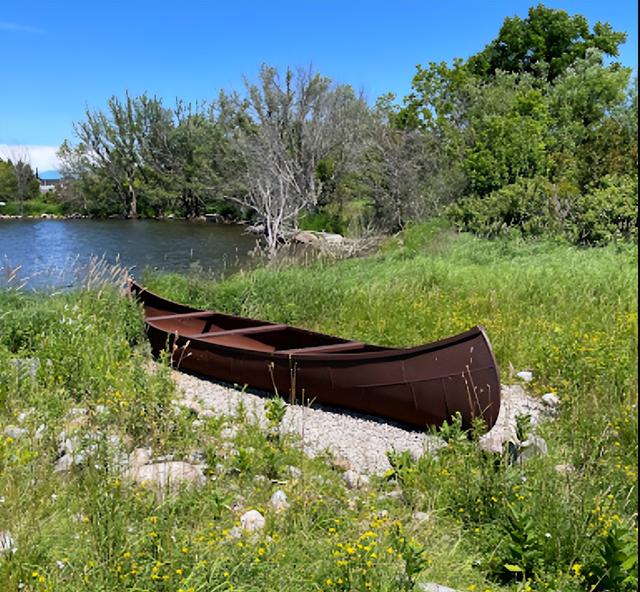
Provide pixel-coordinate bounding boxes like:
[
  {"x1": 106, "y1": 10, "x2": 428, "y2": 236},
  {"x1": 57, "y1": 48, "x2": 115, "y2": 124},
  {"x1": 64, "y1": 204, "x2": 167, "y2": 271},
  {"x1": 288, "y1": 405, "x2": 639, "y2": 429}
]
[{"x1": 128, "y1": 181, "x2": 137, "y2": 218}]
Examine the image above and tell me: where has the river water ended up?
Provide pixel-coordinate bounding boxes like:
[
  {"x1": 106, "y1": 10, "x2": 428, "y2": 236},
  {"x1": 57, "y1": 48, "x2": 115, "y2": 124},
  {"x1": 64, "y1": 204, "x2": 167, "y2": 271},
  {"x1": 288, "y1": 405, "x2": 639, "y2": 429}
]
[{"x1": 0, "y1": 219, "x2": 258, "y2": 290}]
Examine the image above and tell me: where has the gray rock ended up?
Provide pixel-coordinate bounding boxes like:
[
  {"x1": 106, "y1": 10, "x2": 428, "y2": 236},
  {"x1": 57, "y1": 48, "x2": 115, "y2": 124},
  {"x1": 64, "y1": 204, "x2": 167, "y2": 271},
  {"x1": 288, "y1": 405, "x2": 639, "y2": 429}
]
[
  {"x1": 34, "y1": 423, "x2": 46, "y2": 440},
  {"x1": 53, "y1": 454, "x2": 75, "y2": 473},
  {"x1": 542, "y1": 393, "x2": 560, "y2": 408},
  {"x1": 240, "y1": 509, "x2": 266, "y2": 532},
  {"x1": 519, "y1": 434, "x2": 548, "y2": 461},
  {"x1": 125, "y1": 461, "x2": 206, "y2": 490},
  {"x1": 4, "y1": 425, "x2": 28, "y2": 440},
  {"x1": 9, "y1": 357, "x2": 39, "y2": 380},
  {"x1": 343, "y1": 470, "x2": 369, "y2": 489},
  {"x1": 516, "y1": 370, "x2": 533, "y2": 382},
  {"x1": 412, "y1": 511, "x2": 430, "y2": 523},
  {"x1": 287, "y1": 465, "x2": 302, "y2": 479},
  {"x1": 0, "y1": 531, "x2": 16, "y2": 554},
  {"x1": 269, "y1": 490, "x2": 289, "y2": 512}
]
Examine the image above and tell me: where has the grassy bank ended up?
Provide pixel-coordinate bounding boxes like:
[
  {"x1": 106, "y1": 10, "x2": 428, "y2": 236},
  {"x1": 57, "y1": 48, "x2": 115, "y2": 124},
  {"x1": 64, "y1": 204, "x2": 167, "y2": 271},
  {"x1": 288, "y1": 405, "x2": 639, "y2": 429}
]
[
  {"x1": 0, "y1": 200, "x2": 64, "y2": 217},
  {"x1": 0, "y1": 224, "x2": 637, "y2": 591}
]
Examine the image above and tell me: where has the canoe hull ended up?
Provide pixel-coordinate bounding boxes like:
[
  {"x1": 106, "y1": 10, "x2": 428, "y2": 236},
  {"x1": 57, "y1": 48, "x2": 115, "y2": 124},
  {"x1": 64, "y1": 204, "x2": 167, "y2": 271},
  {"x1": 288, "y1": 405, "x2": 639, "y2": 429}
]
[{"x1": 131, "y1": 281, "x2": 501, "y2": 429}]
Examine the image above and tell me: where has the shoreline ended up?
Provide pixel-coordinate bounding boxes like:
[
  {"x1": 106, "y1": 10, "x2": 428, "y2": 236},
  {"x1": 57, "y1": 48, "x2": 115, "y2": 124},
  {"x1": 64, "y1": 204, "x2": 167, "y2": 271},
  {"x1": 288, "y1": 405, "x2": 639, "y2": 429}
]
[{"x1": 0, "y1": 213, "x2": 245, "y2": 223}]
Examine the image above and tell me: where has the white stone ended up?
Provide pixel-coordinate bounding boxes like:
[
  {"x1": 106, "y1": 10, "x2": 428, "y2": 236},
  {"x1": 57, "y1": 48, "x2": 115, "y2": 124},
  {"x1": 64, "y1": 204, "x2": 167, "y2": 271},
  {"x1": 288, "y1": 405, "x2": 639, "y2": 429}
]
[
  {"x1": 240, "y1": 510, "x2": 266, "y2": 533},
  {"x1": 516, "y1": 371, "x2": 533, "y2": 382},
  {"x1": 478, "y1": 427, "x2": 517, "y2": 454},
  {"x1": 343, "y1": 470, "x2": 369, "y2": 489},
  {"x1": 541, "y1": 393, "x2": 560, "y2": 408},
  {"x1": 4, "y1": 425, "x2": 28, "y2": 440},
  {"x1": 519, "y1": 435, "x2": 548, "y2": 461},
  {"x1": 269, "y1": 490, "x2": 289, "y2": 512},
  {"x1": 126, "y1": 461, "x2": 206, "y2": 490},
  {"x1": 128, "y1": 448, "x2": 153, "y2": 469},
  {"x1": 412, "y1": 511, "x2": 430, "y2": 523}
]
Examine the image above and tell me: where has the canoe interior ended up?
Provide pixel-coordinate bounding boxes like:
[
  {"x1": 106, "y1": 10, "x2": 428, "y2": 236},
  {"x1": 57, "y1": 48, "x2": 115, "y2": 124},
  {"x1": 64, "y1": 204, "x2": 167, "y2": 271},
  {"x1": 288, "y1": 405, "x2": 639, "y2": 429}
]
[{"x1": 146, "y1": 310, "x2": 385, "y2": 354}]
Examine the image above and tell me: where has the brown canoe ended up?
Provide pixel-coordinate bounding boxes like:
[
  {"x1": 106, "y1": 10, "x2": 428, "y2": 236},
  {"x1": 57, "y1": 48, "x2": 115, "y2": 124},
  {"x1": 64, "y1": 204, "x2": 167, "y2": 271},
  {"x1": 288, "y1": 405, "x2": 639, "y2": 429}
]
[{"x1": 130, "y1": 280, "x2": 501, "y2": 429}]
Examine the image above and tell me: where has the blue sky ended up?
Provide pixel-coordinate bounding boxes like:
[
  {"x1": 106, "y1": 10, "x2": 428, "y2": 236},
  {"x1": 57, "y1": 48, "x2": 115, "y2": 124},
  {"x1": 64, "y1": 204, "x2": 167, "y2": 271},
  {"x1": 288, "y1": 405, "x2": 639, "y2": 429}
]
[{"x1": 0, "y1": 1, "x2": 637, "y2": 170}]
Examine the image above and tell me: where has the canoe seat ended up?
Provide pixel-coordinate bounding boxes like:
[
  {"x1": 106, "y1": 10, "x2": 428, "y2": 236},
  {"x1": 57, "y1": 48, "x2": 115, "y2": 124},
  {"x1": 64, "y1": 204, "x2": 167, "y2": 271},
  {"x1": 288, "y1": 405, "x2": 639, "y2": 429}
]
[
  {"x1": 147, "y1": 311, "x2": 215, "y2": 321},
  {"x1": 186, "y1": 324, "x2": 288, "y2": 339},
  {"x1": 279, "y1": 342, "x2": 365, "y2": 354}
]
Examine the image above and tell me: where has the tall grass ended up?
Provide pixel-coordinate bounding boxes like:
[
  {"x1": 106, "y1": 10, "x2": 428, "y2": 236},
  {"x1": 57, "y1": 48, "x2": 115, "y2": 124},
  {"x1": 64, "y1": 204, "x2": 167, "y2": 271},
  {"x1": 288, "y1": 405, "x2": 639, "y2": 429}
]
[{"x1": 144, "y1": 223, "x2": 638, "y2": 589}]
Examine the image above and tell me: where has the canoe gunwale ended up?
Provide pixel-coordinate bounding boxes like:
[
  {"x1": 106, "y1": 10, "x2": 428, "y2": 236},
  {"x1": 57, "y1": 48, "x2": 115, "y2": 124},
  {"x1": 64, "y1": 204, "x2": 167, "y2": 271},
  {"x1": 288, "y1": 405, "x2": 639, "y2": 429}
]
[{"x1": 130, "y1": 280, "x2": 493, "y2": 363}]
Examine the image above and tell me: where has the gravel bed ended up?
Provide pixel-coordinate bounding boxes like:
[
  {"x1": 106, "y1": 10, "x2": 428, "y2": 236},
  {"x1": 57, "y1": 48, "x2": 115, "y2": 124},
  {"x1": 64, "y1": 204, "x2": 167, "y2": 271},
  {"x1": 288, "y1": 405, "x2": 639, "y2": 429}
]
[{"x1": 171, "y1": 368, "x2": 548, "y2": 475}]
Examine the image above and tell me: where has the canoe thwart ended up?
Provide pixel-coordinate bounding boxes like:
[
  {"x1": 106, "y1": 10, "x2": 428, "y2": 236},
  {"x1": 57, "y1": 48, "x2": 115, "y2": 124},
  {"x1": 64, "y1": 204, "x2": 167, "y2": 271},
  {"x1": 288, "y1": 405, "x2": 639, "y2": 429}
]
[
  {"x1": 185, "y1": 324, "x2": 288, "y2": 339},
  {"x1": 279, "y1": 342, "x2": 365, "y2": 354},
  {"x1": 147, "y1": 310, "x2": 216, "y2": 321}
]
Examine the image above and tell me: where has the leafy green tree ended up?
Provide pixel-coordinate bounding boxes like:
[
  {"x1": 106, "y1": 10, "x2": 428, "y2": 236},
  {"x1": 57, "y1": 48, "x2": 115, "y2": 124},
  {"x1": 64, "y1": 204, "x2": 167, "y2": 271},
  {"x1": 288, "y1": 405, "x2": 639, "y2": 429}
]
[
  {"x1": 467, "y1": 4, "x2": 627, "y2": 81},
  {"x1": 0, "y1": 160, "x2": 18, "y2": 201}
]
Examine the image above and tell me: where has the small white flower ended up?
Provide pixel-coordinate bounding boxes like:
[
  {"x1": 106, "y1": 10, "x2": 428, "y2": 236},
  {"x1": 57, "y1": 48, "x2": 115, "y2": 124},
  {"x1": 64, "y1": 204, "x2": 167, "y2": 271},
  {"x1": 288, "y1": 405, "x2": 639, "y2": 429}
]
[
  {"x1": 51, "y1": 494, "x2": 58, "y2": 502},
  {"x1": 545, "y1": 532, "x2": 552, "y2": 538},
  {"x1": 0, "y1": 496, "x2": 5, "y2": 504},
  {"x1": 56, "y1": 560, "x2": 65, "y2": 570}
]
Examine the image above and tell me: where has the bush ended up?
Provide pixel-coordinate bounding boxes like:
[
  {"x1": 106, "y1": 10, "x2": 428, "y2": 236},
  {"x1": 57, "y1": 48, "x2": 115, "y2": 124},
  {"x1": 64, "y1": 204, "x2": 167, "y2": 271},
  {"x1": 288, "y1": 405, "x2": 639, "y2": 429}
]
[
  {"x1": 449, "y1": 175, "x2": 638, "y2": 245},
  {"x1": 299, "y1": 209, "x2": 346, "y2": 234},
  {"x1": 448, "y1": 176, "x2": 575, "y2": 239},
  {"x1": 568, "y1": 175, "x2": 638, "y2": 245}
]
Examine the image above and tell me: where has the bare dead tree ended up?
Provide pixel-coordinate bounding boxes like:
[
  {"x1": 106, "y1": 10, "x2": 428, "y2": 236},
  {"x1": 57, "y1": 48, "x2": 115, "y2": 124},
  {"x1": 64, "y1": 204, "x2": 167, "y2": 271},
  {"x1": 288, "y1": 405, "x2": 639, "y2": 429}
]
[{"x1": 229, "y1": 65, "x2": 369, "y2": 255}]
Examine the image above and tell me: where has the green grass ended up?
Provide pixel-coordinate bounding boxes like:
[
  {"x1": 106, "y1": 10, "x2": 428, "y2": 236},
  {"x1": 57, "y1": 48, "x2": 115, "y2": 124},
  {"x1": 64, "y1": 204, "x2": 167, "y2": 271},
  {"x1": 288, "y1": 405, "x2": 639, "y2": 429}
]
[
  {"x1": 0, "y1": 200, "x2": 63, "y2": 217},
  {"x1": 0, "y1": 223, "x2": 637, "y2": 591}
]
